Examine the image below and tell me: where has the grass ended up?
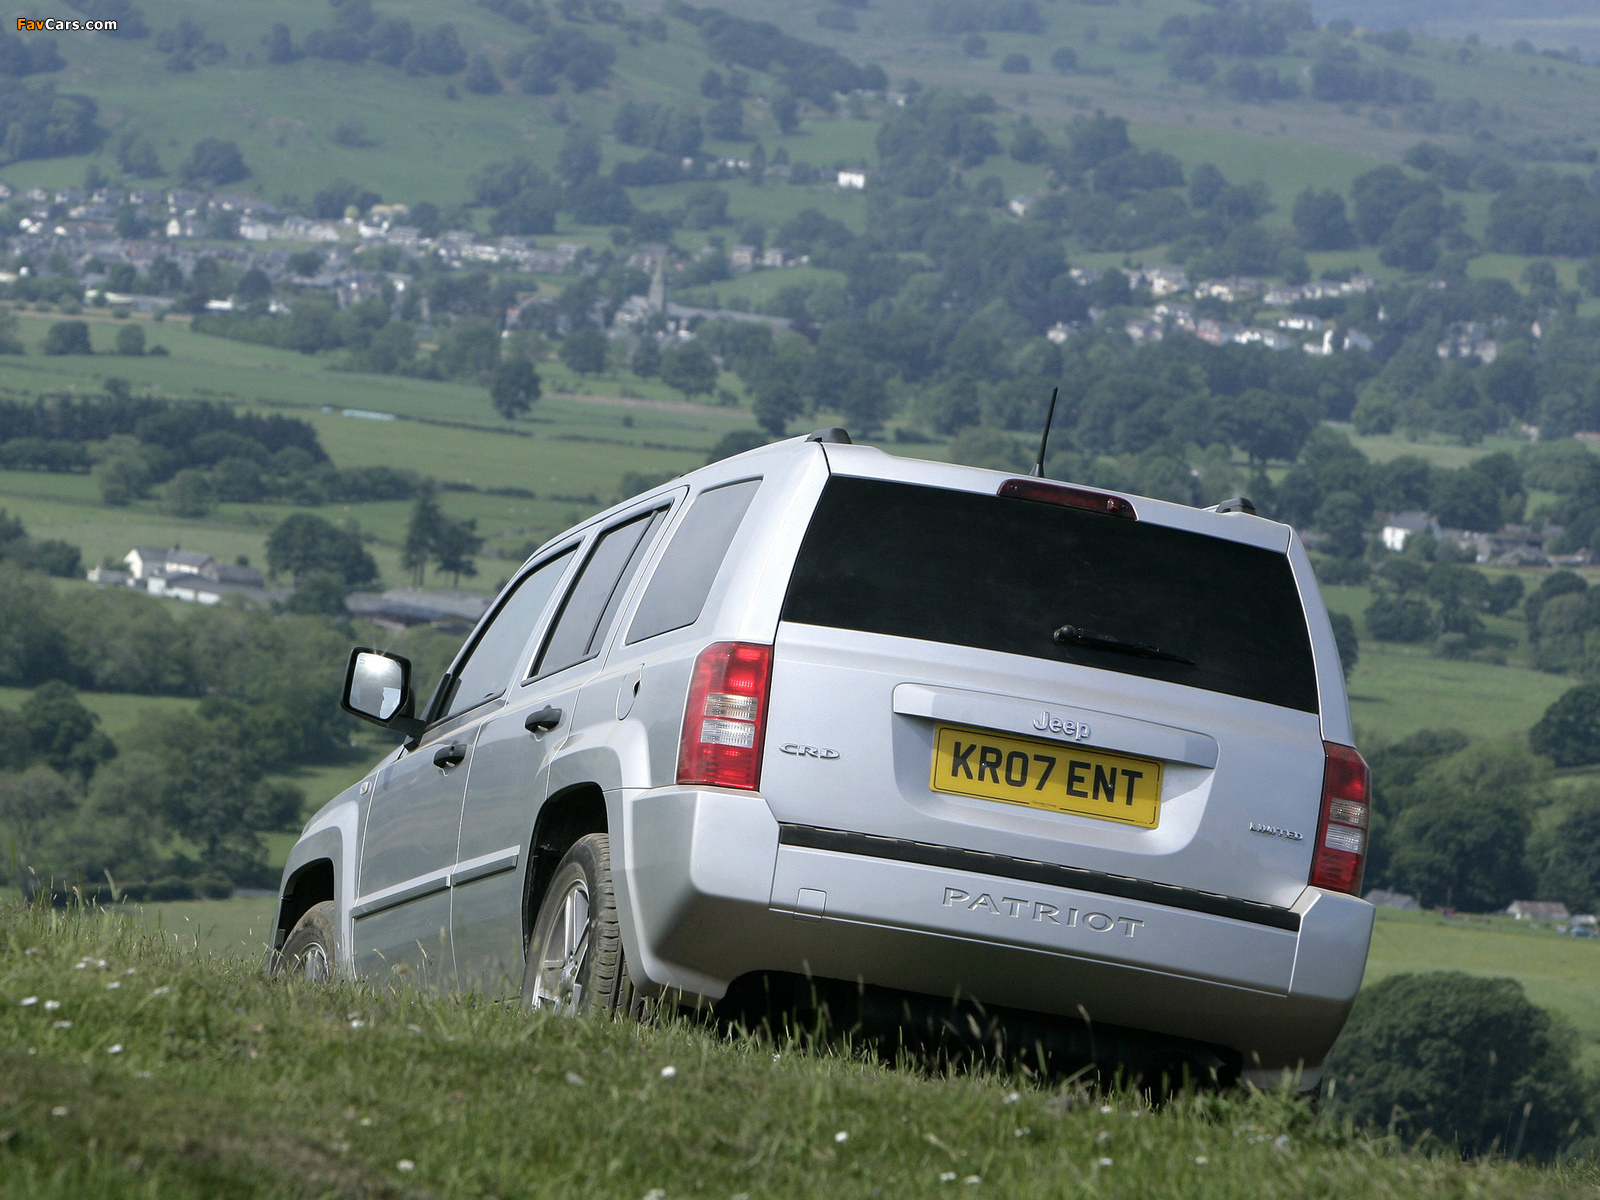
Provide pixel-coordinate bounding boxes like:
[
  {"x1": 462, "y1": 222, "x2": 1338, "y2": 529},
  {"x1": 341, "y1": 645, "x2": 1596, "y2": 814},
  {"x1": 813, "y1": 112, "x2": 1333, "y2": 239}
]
[
  {"x1": 0, "y1": 686, "x2": 196, "y2": 740},
  {"x1": 2, "y1": 309, "x2": 766, "y2": 591},
  {"x1": 1319, "y1": 582, "x2": 1572, "y2": 742},
  {"x1": 3, "y1": 904, "x2": 1597, "y2": 1199},
  {"x1": 1366, "y1": 907, "x2": 1600, "y2": 1069}
]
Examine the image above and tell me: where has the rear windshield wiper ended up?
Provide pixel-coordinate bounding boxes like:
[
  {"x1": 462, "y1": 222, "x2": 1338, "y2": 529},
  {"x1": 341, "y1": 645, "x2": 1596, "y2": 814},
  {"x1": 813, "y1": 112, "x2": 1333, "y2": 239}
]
[{"x1": 1053, "y1": 624, "x2": 1196, "y2": 666}]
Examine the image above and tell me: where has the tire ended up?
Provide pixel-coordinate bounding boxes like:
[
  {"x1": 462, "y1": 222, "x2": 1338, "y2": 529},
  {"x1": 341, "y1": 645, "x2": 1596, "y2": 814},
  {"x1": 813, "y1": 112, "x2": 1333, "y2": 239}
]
[
  {"x1": 520, "y1": 833, "x2": 634, "y2": 1017},
  {"x1": 274, "y1": 900, "x2": 339, "y2": 983}
]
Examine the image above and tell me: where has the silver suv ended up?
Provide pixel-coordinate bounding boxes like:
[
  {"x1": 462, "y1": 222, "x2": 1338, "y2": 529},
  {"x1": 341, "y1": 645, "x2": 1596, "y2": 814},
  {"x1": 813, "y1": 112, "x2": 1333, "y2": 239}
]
[{"x1": 272, "y1": 429, "x2": 1374, "y2": 1089}]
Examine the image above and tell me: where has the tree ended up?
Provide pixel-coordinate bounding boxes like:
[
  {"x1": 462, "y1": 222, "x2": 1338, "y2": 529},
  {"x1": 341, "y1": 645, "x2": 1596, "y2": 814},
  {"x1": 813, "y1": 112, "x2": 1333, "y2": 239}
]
[
  {"x1": 1324, "y1": 973, "x2": 1591, "y2": 1160},
  {"x1": 750, "y1": 365, "x2": 805, "y2": 436},
  {"x1": 1531, "y1": 683, "x2": 1600, "y2": 768},
  {"x1": 771, "y1": 89, "x2": 799, "y2": 135},
  {"x1": 92, "y1": 444, "x2": 152, "y2": 507},
  {"x1": 181, "y1": 138, "x2": 249, "y2": 186},
  {"x1": 705, "y1": 430, "x2": 769, "y2": 464},
  {"x1": 115, "y1": 323, "x2": 145, "y2": 356},
  {"x1": 706, "y1": 97, "x2": 745, "y2": 140},
  {"x1": 1535, "y1": 792, "x2": 1600, "y2": 913},
  {"x1": 0, "y1": 766, "x2": 76, "y2": 896},
  {"x1": 558, "y1": 130, "x2": 601, "y2": 185},
  {"x1": 265, "y1": 513, "x2": 378, "y2": 586},
  {"x1": 949, "y1": 427, "x2": 1029, "y2": 471},
  {"x1": 630, "y1": 338, "x2": 662, "y2": 378},
  {"x1": 431, "y1": 517, "x2": 483, "y2": 588},
  {"x1": 235, "y1": 266, "x2": 272, "y2": 303},
  {"x1": 1315, "y1": 491, "x2": 1368, "y2": 559},
  {"x1": 560, "y1": 326, "x2": 609, "y2": 377},
  {"x1": 119, "y1": 709, "x2": 304, "y2": 885},
  {"x1": 286, "y1": 249, "x2": 325, "y2": 278},
  {"x1": 464, "y1": 53, "x2": 501, "y2": 93},
  {"x1": 660, "y1": 341, "x2": 718, "y2": 400},
  {"x1": 263, "y1": 22, "x2": 298, "y2": 63},
  {"x1": 164, "y1": 469, "x2": 214, "y2": 518},
  {"x1": 402, "y1": 487, "x2": 444, "y2": 586},
  {"x1": 42, "y1": 321, "x2": 92, "y2": 355},
  {"x1": 1432, "y1": 468, "x2": 1503, "y2": 533},
  {"x1": 1221, "y1": 389, "x2": 1318, "y2": 464},
  {"x1": 1292, "y1": 188, "x2": 1356, "y2": 249},
  {"x1": 1329, "y1": 611, "x2": 1359, "y2": 678},
  {"x1": 490, "y1": 356, "x2": 542, "y2": 418},
  {"x1": 0, "y1": 305, "x2": 21, "y2": 355},
  {"x1": 1364, "y1": 595, "x2": 1436, "y2": 643},
  {"x1": 282, "y1": 570, "x2": 350, "y2": 617},
  {"x1": 19, "y1": 682, "x2": 115, "y2": 782},
  {"x1": 1387, "y1": 741, "x2": 1541, "y2": 911}
]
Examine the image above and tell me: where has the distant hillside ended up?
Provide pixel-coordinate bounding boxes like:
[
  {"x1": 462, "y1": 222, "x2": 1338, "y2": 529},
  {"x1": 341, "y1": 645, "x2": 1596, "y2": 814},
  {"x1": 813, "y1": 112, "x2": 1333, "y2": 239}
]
[
  {"x1": 2, "y1": 0, "x2": 1598, "y2": 209},
  {"x1": 1310, "y1": 1, "x2": 1600, "y2": 59}
]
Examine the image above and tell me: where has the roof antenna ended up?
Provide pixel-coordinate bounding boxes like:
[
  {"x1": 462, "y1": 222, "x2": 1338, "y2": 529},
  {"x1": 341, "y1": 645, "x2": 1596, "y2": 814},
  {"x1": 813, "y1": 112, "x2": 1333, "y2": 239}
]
[{"x1": 1031, "y1": 386, "x2": 1060, "y2": 478}]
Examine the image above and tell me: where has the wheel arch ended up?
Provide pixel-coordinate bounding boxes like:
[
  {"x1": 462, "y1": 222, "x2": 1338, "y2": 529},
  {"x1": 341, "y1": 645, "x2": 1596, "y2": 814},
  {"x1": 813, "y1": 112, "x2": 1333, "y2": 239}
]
[
  {"x1": 522, "y1": 782, "x2": 609, "y2": 949},
  {"x1": 274, "y1": 858, "x2": 335, "y2": 954}
]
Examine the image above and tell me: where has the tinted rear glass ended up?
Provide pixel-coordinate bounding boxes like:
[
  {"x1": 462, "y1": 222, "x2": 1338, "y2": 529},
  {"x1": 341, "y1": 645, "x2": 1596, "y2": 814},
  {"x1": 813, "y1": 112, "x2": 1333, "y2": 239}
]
[
  {"x1": 781, "y1": 477, "x2": 1318, "y2": 713},
  {"x1": 627, "y1": 478, "x2": 760, "y2": 644}
]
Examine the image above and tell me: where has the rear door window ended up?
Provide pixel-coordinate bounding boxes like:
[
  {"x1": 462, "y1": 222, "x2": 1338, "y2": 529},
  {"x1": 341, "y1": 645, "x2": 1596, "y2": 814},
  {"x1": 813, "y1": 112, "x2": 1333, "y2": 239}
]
[
  {"x1": 531, "y1": 508, "x2": 667, "y2": 680},
  {"x1": 440, "y1": 547, "x2": 575, "y2": 719},
  {"x1": 781, "y1": 476, "x2": 1318, "y2": 713},
  {"x1": 627, "y1": 478, "x2": 761, "y2": 644}
]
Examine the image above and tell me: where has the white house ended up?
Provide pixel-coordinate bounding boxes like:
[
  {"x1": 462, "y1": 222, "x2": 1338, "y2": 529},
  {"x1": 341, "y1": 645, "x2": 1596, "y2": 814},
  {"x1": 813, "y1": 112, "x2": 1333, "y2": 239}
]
[
  {"x1": 1506, "y1": 900, "x2": 1570, "y2": 921},
  {"x1": 837, "y1": 170, "x2": 867, "y2": 190},
  {"x1": 120, "y1": 546, "x2": 267, "y2": 605},
  {"x1": 1380, "y1": 512, "x2": 1438, "y2": 553}
]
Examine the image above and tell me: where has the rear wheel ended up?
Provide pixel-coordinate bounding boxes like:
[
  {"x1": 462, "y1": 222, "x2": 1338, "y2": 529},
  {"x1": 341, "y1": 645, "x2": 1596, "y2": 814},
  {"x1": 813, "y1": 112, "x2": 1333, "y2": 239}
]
[
  {"x1": 275, "y1": 900, "x2": 339, "y2": 982},
  {"x1": 520, "y1": 833, "x2": 634, "y2": 1016}
]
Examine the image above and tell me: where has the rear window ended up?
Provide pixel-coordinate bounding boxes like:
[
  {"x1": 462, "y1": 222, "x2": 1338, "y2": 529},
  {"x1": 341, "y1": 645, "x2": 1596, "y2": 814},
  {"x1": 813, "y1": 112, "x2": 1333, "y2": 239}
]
[
  {"x1": 781, "y1": 477, "x2": 1318, "y2": 713},
  {"x1": 627, "y1": 478, "x2": 760, "y2": 644}
]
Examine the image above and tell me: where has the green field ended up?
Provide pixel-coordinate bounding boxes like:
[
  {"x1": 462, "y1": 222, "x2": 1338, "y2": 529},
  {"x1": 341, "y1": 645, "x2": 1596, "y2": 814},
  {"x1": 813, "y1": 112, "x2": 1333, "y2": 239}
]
[
  {"x1": 3, "y1": 904, "x2": 1596, "y2": 1199},
  {"x1": 1319, "y1": 583, "x2": 1573, "y2": 742},
  {"x1": 1366, "y1": 908, "x2": 1600, "y2": 1068},
  {"x1": 3, "y1": 308, "x2": 769, "y2": 589}
]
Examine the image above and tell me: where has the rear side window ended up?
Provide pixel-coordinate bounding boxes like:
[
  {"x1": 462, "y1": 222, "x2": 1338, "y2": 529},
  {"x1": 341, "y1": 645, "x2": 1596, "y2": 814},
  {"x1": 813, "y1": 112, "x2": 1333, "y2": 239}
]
[
  {"x1": 532, "y1": 508, "x2": 666, "y2": 679},
  {"x1": 627, "y1": 478, "x2": 761, "y2": 644},
  {"x1": 781, "y1": 477, "x2": 1318, "y2": 713}
]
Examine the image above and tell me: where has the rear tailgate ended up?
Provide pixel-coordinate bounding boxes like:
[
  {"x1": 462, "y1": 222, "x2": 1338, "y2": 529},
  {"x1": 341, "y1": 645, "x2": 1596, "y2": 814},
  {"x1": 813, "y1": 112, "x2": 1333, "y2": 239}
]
[{"x1": 758, "y1": 467, "x2": 1332, "y2": 912}]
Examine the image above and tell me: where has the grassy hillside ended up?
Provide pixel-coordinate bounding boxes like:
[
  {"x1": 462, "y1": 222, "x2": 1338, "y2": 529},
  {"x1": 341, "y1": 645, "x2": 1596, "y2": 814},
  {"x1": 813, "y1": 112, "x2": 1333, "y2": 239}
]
[
  {"x1": 5, "y1": 0, "x2": 1599, "y2": 241},
  {"x1": 3, "y1": 904, "x2": 1597, "y2": 1199}
]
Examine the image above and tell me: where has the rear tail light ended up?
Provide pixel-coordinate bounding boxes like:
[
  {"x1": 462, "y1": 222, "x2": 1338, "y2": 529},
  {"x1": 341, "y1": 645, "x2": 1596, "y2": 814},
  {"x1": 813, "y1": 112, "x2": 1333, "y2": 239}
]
[
  {"x1": 1310, "y1": 741, "x2": 1370, "y2": 895},
  {"x1": 677, "y1": 642, "x2": 773, "y2": 790},
  {"x1": 999, "y1": 478, "x2": 1137, "y2": 519}
]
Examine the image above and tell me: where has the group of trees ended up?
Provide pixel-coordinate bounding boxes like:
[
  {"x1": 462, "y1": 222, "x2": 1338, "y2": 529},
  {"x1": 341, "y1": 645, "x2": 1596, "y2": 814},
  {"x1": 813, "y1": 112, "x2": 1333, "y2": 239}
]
[
  {"x1": 1326, "y1": 972, "x2": 1593, "y2": 1161},
  {"x1": 669, "y1": 2, "x2": 886, "y2": 110},
  {"x1": 0, "y1": 509, "x2": 81, "y2": 579},
  {"x1": 0, "y1": 384, "x2": 420, "y2": 513},
  {"x1": 275, "y1": 0, "x2": 469, "y2": 77},
  {"x1": 0, "y1": 30, "x2": 63, "y2": 76},
  {"x1": 1362, "y1": 729, "x2": 1599, "y2": 918}
]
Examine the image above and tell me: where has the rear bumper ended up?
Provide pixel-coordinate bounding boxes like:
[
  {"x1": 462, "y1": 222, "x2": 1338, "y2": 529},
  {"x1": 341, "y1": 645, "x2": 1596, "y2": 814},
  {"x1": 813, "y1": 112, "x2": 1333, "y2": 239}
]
[{"x1": 617, "y1": 788, "x2": 1373, "y2": 1080}]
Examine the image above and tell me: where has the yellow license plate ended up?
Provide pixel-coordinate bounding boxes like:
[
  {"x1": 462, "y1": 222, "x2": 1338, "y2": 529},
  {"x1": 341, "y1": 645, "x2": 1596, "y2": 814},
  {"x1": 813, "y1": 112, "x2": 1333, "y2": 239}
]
[{"x1": 929, "y1": 724, "x2": 1163, "y2": 828}]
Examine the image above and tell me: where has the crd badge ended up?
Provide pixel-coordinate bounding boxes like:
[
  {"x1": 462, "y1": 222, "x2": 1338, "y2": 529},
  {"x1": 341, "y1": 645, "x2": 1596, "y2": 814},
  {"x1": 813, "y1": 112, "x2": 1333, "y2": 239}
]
[{"x1": 779, "y1": 743, "x2": 839, "y2": 759}]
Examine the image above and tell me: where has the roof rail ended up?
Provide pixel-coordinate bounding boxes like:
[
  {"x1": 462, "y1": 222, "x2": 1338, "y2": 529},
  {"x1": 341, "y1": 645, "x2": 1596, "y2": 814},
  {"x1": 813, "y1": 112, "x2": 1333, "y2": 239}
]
[{"x1": 804, "y1": 427, "x2": 852, "y2": 445}]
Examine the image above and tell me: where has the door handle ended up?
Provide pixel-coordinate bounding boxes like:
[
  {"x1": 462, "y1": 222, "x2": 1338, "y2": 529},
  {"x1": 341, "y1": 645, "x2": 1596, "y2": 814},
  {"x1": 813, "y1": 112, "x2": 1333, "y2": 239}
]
[
  {"x1": 432, "y1": 742, "x2": 467, "y2": 768},
  {"x1": 525, "y1": 705, "x2": 563, "y2": 733}
]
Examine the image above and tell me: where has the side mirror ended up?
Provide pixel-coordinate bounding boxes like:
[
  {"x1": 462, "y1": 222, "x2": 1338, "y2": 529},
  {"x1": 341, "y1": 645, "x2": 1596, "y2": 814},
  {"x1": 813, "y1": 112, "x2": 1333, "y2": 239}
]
[{"x1": 341, "y1": 648, "x2": 425, "y2": 737}]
